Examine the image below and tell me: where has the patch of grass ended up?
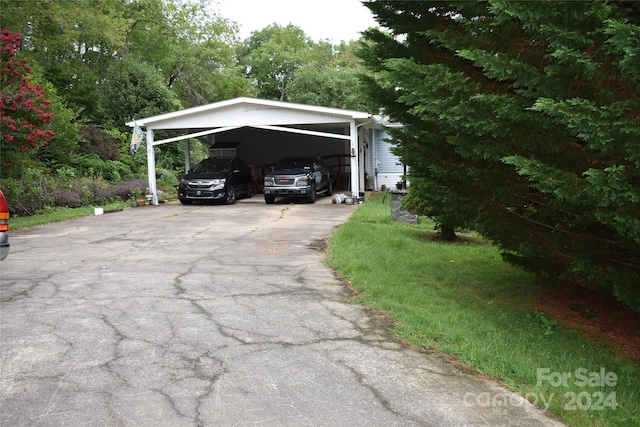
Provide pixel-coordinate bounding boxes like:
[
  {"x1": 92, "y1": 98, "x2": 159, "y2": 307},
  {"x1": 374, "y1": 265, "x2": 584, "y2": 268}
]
[
  {"x1": 9, "y1": 201, "x2": 130, "y2": 230},
  {"x1": 9, "y1": 192, "x2": 177, "y2": 231},
  {"x1": 327, "y1": 193, "x2": 640, "y2": 427}
]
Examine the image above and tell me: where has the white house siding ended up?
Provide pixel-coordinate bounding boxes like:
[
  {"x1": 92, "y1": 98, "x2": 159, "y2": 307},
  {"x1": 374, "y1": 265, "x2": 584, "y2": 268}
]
[{"x1": 368, "y1": 128, "x2": 405, "y2": 190}]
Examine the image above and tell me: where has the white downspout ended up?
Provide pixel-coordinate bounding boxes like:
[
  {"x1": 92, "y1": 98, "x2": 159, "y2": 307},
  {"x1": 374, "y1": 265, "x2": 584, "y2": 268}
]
[
  {"x1": 374, "y1": 130, "x2": 379, "y2": 190},
  {"x1": 349, "y1": 120, "x2": 358, "y2": 198},
  {"x1": 353, "y1": 119, "x2": 371, "y2": 198},
  {"x1": 146, "y1": 129, "x2": 158, "y2": 205}
]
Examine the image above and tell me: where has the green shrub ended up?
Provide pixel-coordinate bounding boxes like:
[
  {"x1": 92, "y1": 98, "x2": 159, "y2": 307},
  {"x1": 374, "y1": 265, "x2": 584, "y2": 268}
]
[
  {"x1": 101, "y1": 161, "x2": 121, "y2": 181},
  {"x1": 102, "y1": 160, "x2": 134, "y2": 181},
  {"x1": 53, "y1": 185, "x2": 83, "y2": 208},
  {"x1": 1, "y1": 173, "x2": 150, "y2": 216},
  {"x1": 156, "y1": 168, "x2": 178, "y2": 191},
  {"x1": 55, "y1": 166, "x2": 78, "y2": 184},
  {"x1": 73, "y1": 154, "x2": 106, "y2": 178},
  {"x1": 113, "y1": 179, "x2": 148, "y2": 200},
  {"x1": 1, "y1": 168, "x2": 55, "y2": 216}
]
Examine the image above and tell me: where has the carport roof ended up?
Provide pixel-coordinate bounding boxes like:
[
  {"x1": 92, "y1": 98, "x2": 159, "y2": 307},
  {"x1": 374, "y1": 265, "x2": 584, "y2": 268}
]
[
  {"x1": 126, "y1": 97, "x2": 373, "y2": 202},
  {"x1": 126, "y1": 97, "x2": 372, "y2": 130}
]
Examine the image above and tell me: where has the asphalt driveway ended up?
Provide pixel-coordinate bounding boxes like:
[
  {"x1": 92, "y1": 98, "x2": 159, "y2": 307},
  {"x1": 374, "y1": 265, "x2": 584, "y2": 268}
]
[{"x1": 0, "y1": 196, "x2": 565, "y2": 426}]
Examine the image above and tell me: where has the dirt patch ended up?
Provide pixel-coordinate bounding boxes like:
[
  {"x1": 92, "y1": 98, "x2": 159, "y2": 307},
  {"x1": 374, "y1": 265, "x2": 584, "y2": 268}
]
[
  {"x1": 534, "y1": 284, "x2": 640, "y2": 360},
  {"x1": 307, "y1": 238, "x2": 328, "y2": 251},
  {"x1": 259, "y1": 246, "x2": 289, "y2": 255},
  {"x1": 418, "y1": 231, "x2": 485, "y2": 245}
]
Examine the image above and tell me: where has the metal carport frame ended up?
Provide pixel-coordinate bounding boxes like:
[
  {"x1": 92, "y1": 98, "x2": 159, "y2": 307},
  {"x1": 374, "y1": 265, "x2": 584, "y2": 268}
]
[{"x1": 126, "y1": 97, "x2": 372, "y2": 205}]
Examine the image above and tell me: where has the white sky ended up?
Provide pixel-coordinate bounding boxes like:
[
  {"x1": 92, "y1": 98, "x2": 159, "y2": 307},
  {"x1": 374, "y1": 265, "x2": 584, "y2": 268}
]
[{"x1": 216, "y1": 0, "x2": 378, "y2": 43}]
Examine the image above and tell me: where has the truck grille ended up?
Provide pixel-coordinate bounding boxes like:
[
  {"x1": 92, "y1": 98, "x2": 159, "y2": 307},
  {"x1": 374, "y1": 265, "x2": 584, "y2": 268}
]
[{"x1": 275, "y1": 178, "x2": 295, "y2": 185}]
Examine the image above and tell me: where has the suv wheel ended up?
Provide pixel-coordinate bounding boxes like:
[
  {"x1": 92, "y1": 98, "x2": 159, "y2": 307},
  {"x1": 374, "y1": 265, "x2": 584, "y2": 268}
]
[
  {"x1": 325, "y1": 180, "x2": 333, "y2": 197},
  {"x1": 225, "y1": 186, "x2": 236, "y2": 205},
  {"x1": 264, "y1": 195, "x2": 275, "y2": 204},
  {"x1": 308, "y1": 184, "x2": 316, "y2": 203}
]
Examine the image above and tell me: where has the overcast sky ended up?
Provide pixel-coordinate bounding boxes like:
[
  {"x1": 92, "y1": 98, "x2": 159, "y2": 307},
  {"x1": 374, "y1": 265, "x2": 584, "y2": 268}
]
[{"x1": 217, "y1": 0, "x2": 379, "y2": 43}]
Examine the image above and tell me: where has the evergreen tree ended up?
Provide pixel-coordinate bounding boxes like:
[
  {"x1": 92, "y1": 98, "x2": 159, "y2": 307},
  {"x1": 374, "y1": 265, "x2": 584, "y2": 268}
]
[{"x1": 358, "y1": 1, "x2": 640, "y2": 309}]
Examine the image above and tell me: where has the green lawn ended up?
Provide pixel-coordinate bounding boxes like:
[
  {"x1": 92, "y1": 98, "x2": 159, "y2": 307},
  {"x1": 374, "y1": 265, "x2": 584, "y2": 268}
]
[
  {"x1": 9, "y1": 201, "x2": 130, "y2": 230},
  {"x1": 326, "y1": 193, "x2": 640, "y2": 427}
]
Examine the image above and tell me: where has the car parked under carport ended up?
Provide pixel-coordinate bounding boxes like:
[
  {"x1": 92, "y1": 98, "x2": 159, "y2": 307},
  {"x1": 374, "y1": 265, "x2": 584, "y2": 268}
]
[
  {"x1": 126, "y1": 97, "x2": 373, "y2": 206},
  {"x1": 177, "y1": 157, "x2": 253, "y2": 205},
  {"x1": 263, "y1": 157, "x2": 333, "y2": 204}
]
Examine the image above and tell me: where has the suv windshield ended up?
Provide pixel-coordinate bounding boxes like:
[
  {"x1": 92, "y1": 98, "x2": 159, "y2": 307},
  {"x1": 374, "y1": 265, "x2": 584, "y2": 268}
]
[
  {"x1": 276, "y1": 159, "x2": 312, "y2": 170},
  {"x1": 192, "y1": 158, "x2": 231, "y2": 174}
]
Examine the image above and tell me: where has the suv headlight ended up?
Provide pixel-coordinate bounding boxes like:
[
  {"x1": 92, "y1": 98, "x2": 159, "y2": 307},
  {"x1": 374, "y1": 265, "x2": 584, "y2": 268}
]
[
  {"x1": 295, "y1": 177, "x2": 309, "y2": 186},
  {"x1": 264, "y1": 177, "x2": 275, "y2": 186},
  {"x1": 211, "y1": 178, "x2": 225, "y2": 185}
]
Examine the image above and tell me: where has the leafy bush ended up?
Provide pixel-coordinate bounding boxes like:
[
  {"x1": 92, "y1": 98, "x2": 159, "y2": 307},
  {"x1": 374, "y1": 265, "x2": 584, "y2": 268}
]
[
  {"x1": 53, "y1": 188, "x2": 83, "y2": 208},
  {"x1": 1, "y1": 174, "x2": 148, "y2": 216},
  {"x1": 71, "y1": 154, "x2": 134, "y2": 181},
  {"x1": 112, "y1": 179, "x2": 147, "y2": 200},
  {"x1": 73, "y1": 154, "x2": 106, "y2": 177},
  {"x1": 102, "y1": 160, "x2": 133, "y2": 181},
  {"x1": 1, "y1": 168, "x2": 55, "y2": 215},
  {"x1": 1, "y1": 31, "x2": 56, "y2": 178},
  {"x1": 78, "y1": 124, "x2": 121, "y2": 161},
  {"x1": 55, "y1": 166, "x2": 78, "y2": 184},
  {"x1": 156, "y1": 168, "x2": 178, "y2": 191}
]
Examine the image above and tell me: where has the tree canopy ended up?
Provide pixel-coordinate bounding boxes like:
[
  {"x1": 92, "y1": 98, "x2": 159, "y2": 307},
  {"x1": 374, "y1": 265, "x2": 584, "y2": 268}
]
[
  {"x1": 239, "y1": 24, "x2": 314, "y2": 101},
  {"x1": 1, "y1": 0, "x2": 373, "y2": 215},
  {"x1": 358, "y1": 1, "x2": 640, "y2": 309}
]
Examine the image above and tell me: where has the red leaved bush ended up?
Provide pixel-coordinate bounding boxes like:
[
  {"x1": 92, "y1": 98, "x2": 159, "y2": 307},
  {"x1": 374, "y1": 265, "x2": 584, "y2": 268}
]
[{"x1": 1, "y1": 29, "x2": 55, "y2": 170}]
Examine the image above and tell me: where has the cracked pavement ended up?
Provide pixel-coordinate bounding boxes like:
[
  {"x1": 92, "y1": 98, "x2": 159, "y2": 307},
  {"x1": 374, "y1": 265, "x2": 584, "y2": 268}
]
[{"x1": 0, "y1": 197, "x2": 566, "y2": 426}]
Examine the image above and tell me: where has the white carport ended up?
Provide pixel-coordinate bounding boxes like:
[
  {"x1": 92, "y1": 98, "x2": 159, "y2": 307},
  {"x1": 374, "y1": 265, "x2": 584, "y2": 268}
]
[{"x1": 126, "y1": 97, "x2": 373, "y2": 205}]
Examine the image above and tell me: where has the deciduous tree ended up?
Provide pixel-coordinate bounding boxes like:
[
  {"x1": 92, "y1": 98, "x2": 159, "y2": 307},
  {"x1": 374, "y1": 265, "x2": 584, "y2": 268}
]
[
  {"x1": 1, "y1": 0, "x2": 131, "y2": 120},
  {"x1": 1, "y1": 30, "x2": 55, "y2": 176},
  {"x1": 96, "y1": 56, "x2": 182, "y2": 131},
  {"x1": 289, "y1": 41, "x2": 374, "y2": 111},
  {"x1": 239, "y1": 24, "x2": 313, "y2": 101},
  {"x1": 124, "y1": 0, "x2": 247, "y2": 106}
]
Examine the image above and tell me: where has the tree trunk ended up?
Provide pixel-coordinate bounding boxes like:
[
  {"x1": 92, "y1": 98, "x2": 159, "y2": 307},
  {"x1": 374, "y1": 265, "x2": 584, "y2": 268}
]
[{"x1": 439, "y1": 225, "x2": 457, "y2": 241}]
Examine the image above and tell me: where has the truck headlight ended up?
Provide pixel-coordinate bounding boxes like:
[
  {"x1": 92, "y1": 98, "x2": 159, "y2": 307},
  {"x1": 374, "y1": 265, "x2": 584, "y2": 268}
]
[{"x1": 264, "y1": 177, "x2": 275, "y2": 186}]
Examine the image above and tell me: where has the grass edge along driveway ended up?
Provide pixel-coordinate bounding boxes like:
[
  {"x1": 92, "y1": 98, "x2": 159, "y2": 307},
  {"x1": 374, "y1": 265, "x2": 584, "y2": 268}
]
[{"x1": 326, "y1": 194, "x2": 639, "y2": 427}]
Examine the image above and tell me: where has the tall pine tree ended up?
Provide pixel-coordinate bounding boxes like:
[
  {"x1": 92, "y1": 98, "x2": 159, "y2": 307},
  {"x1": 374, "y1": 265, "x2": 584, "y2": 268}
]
[{"x1": 358, "y1": 1, "x2": 640, "y2": 309}]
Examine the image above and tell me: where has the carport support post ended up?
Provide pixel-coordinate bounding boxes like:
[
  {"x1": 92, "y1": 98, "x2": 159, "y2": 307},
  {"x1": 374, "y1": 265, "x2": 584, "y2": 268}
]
[
  {"x1": 350, "y1": 120, "x2": 359, "y2": 198},
  {"x1": 146, "y1": 129, "x2": 158, "y2": 205},
  {"x1": 184, "y1": 139, "x2": 191, "y2": 173}
]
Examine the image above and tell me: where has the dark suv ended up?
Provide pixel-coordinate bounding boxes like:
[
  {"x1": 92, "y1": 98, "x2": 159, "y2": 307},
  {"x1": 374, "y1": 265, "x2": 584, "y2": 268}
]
[
  {"x1": 177, "y1": 157, "x2": 253, "y2": 205},
  {"x1": 263, "y1": 157, "x2": 332, "y2": 204}
]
